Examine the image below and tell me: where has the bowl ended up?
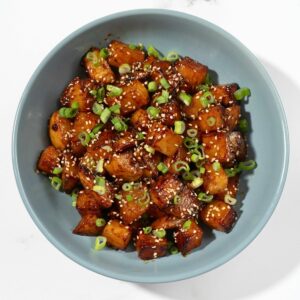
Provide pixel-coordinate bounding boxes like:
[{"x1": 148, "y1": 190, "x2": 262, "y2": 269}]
[{"x1": 12, "y1": 9, "x2": 289, "y2": 283}]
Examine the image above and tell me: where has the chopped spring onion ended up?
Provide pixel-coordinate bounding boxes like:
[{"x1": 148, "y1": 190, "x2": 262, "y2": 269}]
[
  {"x1": 224, "y1": 194, "x2": 237, "y2": 205},
  {"x1": 191, "y1": 177, "x2": 203, "y2": 189},
  {"x1": 147, "y1": 44, "x2": 161, "y2": 58},
  {"x1": 160, "y1": 77, "x2": 170, "y2": 89},
  {"x1": 204, "y1": 73, "x2": 213, "y2": 85},
  {"x1": 173, "y1": 161, "x2": 190, "y2": 172},
  {"x1": 106, "y1": 85, "x2": 123, "y2": 97},
  {"x1": 92, "y1": 102, "x2": 104, "y2": 115},
  {"x1": 71, "y1": 102, "x2": 79, "y2": 109},
  {"x1": 155, "y1": 90, "x2": 169, "y2": 104},
  {"x1": 174, "y1": 121, "x2": 186, "y2": 134},
  {"x1": 102, "y1": 145, "x2": 112, "y2": 152},
  {"x1": 239, "y1": 118, "x2": 249, "y2": 133},
  {"x1": 93, "y1": 185, "x2": 106, "y2": 195},
  {"x1": 96, "y1": 159, "x2": 104, "y2": 173},
  {"x1": 111, "y1": 116, "x2": 128, "y2": 132},
  {"x1": 183, "y1": 220, "x2": 192, "y2": 230},
  {"x1": 95, "y1": 176, "x2": 105, "y2": 187},
  {"x1": 191, "y1": 153, "x2": 200, "y2": 163},
  {"x1": 225, "y1": 167, "x2": 239, "y2": 177},
  {"x1": 109, "y1": 104, "x2": 121, "y2": 114},
  {"x1": 238, "y1": 160, "x2": 257, "y2": 171},
  {"x1": 143, "y1": 226, "x2": 152, "y2": 234},
  {"x1": 52, "y1": 167, "x2": 62, "y2": 175},
  {"x1": 173, "y1": 195, "x2": 181, "y2": 204},
  {"x1": 137, "y1": 192, "x2": 150, "y2": 207},
  {"x1": 200, "y1": 166, "x2": 206, "y2": 174},
  {"x1": 122, "y1": 183, "x2": 132, "y2": 191},
  {"x1": 182, "y1": 172, "x2": 195, "y2": 181},
  {"x1": 119, "y1": 63, "x2": 131, "y2": 75},
  {"x1": 197, "y1": 84, "x2": 209, "y2": 92},
  {"x1": 147, "y1": 106, "x2": 160, "y2": 119},
  {"x1": 169, "y1": 246, "x2": 179, "y2": 255},
  {"x1": 143, "y1": 63, "x2": 151, "y2": 72},
  {"x1": 100, "y1": 48, "x2": 109, "y2": 59},
  {"x1": 144, "y1": 144, "x2": 155, "y2": 154},
  {"x1": 200, "y1": 91, "x2": 215, "y2": 107},
  {"x1": 153, "y1": 228, "x2": 166, "y2": 238},
  {"x1": 166, "y1": 51, "x2": 179, "y2": 62},
  {"x1": 71, "y1": 190, "x2": 78, "y2": 202},
  {"x1": 72, "y1": 200, "x2": 77, "y2": 207},
  {"x1": 100, "y1": 108, "x2": 111, "y2": 124},
  {"x1": 191, "y1": 170, "x2": 201, "y2": 178},
  {"x1": 157, "y1": 162, "x2": 169, "y2": 174},
  {"x1": 114, "y1": 194, "x2": 122, "y2": 200},
  {"x1": 183, "y1": 137, "x2": 198, "y2": 149},
  {"x1": 212, "y1": 161, "x2": 221, "y2": 172},
  {"x1": 51, "y1": 176, "x2": 62, "y2": 190},
  {"x1": 128, "y1": 44, "x2": 136, "y2": 49},
  {"x1": 86, "y1": 51, "x2": 98, "y2": 64},
  {"x1": 96, "y1": 87, "x2": 105, "y2": 102},
  {"x1": 148, "y1": 81, "x2": 158, "y2": 92},
  {"x1": 59, "y1": 105, "x2": 78, "y2": 118},
  {"x1": 198, "y1": 192, "x2": 213, "y2": 203},
  {"x1": 234, "y1": 87, "x2": 251, "y2": 100},
  {"x1": 78, "y1": 131, "x2": 91, "y2": 146},
  {"x1": 126, "y1": 194, "x2": 133, "y2": 202},
  {"x1": 179, "y1": 92, "x2": 192, "y2": 106},
  {"x1": 91, "y1": 123, "x2": 103, "y2": 136},
  {"x1": 136, "y1": 132, "x2": 145, "y2": 140},
  {"x1": 89, "y1": 89, "x2": 97, "y2": 96},
  {"x1": 207, "y1": 116, "x2": 216, "y2": 127},
  {"x1": 95, "y1": 218, "x2": 106, "y2": 227},
  {"x1": 94, "y1": 236, "x2": 107, "y2": 251},
  {"x1": 187, "y1": 128, "x2": 198, "y2": 138}
]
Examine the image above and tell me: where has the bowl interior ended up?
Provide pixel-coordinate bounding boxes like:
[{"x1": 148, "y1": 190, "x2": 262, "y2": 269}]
[{"x1": 13, "y1": 10, "x2": 288, "y2": 283}]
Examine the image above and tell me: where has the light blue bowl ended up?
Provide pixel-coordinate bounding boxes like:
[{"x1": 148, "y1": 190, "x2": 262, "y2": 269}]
[{"x1": 12, "y1": 9, "x2": 289, "y2": 283}]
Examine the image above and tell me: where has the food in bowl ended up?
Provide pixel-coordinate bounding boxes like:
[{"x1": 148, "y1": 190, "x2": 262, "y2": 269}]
[{"x1": 36, "y1": 39, "x2": 256, "y2": 260}]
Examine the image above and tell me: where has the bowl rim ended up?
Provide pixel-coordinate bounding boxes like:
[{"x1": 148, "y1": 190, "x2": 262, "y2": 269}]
[{"x1": 12, "y1": 8, "x2": 289, "y2": 283}]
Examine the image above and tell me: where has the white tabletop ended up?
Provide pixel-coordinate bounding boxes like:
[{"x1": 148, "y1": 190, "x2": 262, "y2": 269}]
[{"x1": 1, "y1": 0, "x2": 300, "y2": 299}]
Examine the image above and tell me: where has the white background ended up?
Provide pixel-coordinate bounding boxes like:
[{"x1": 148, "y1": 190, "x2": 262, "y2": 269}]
[{"x1": 1, "y1": 0, "x2": 300, "y2": 299}]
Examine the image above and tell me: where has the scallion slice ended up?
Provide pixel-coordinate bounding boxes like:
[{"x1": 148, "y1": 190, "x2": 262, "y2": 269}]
[
  {"x1": 92, "y1": 102, "x2": 104, "y2": 115},
  {"x1": 78, "y1": 131, "x2": 91, "y2": 146},
  {"x1": 52, "y1": 167, "x2": 62, "y2": 175},
  {"x1": 148, "y1": 81, "x2": 158, "y2": 92},
  {"x1": 144, "y1": 144, "x2": 155, "y2": 154},
  {"x1": 155, "y1": 90, "x2": 169, "y2": 104},
  {"x1": 153, "y1": 228, "x2": 166, "y2": 238},
  {"x1": 183, "y1": 137, "x2": 198, "y2": 149},
  {"x1": 100, "y1": 108, "x2": 111, "y2": 124},
  {"x1": 147, "y1": 106, "x2": 160, "y2": 119},
  {"x1": 126, "y1": 194, "x2": 133, "y2": 202},
  {"x1": 212, "y1": 161, "x2": 221, "y2": 172},
  {"x1": 122, "y1": 183, "x2": 132, "y2": 191},
  {"x1": 224, "y1": 194, "x2": 237, "y2": 205},
  {"x1": 234, "y1": 87, "x2": 251, "y2": 100},
  {"x1": 119, "y1": 63, "x2": 131, "y2": 75},
  {"x1": 147, "y1": 44, "x2": 161, "y2": 58},
  {"x1": 198, "y1": 192, "x2": 213, "y2": 203},
  {"x1": 96, "y1": 159, "x2": 104, "y2": 173},
  {"x1": 109, "y1": 104, "x2": 121, "y2": 114},
  {"x1": 95, "y1": 218, "x2": 106, "y2": 227},
  {"x1": 238, "y1": 160, "x2": 257, "y2": 171},
  {"x1": 187, "y1": 128, "x2": 198, "y2": 138},
  {"x1": 173, "y1": 195, "x2": 181, "y2": 204},
  {"x1": 174, "y1": 121, "x2": 186, "y2": 134},
  {"x1": 143, "y1": 226, "x2": 152, "y2": 234},
  {"x1": 179, "y1": 91, "x2": 192, "y2": 106},
  {"x1": 191, "y1": 177, "x2": 203, "y2": 189},
  {"x1": 106, "y1": 85, "x2": 123, "y2": 97},
  {"x1": 111, "y1": 116, "x2": 128, "y2": 132},
  {"x1": 100, "y1": 48, "x2": 109, "y2": 59},
  {"x1": 200, "y1": 91, "x2": 215, "y2": 107},
  {"x1": 51, "y1": 176, "x2": 62, "y2": 190},
  {"x1": 173, "y1": 161, "x2": 190, "y2": 172},
  {"x1": 183, "y1": 220, "x2": 192, "y2": 230},
  {"x1": 207, "y1": 116, "x2": 216, "y2": 127},
  {"x1": 239, "y1": 118, "x2": 249, "y2": 133},
  {"x1": 166, "y1": 51, "x2": 179, "y2": 62},
  {"x1": 160, "y1": 77, "x2": 170, "y2": 89},
  {"x1": 94, "y1": 236, "x2": 107, "y2": 251},
  {"x1": 157, "y1": 162, "x2": 169, "y2": 174}
]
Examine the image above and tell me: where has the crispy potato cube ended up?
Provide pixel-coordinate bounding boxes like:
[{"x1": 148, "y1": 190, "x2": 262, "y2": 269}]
[
  {"x1": 119, "y1": 184, "x2": 150, "y2": 225},
  {"x1": 211, "y1": 84, "x2": 238, "y2": 106},
  {"x1": 136, "y1": 232, "x2": 168, "y2": 260},
  {"x1": 182, "y1": 91, "x2": 206, "y2": 119},
  {"x1": 87, "y1": 130, "x2": 116, "y2": 157},
  {"x1": 200, "y1": 200, "x2": 237, "y2": 232},
  {"x1": 147, "y1": 203, "x2": 167, "y2": 219},
  {"x1": 159, "y1": 100, "x2": 181, "y2": 126},
  {"x1": 107, "y1": 40, "x2": 145, "y2": 67},
  {"x1": 203, "y1": 163, "x2": 228, "y2": 195},
  {"x1": 78, "y1": 152, "x2": 97, "y2": 189},
  {"x1": 224, "y1": 105, "x2": 241, "y2": 131},
  {"x1": 113, "y1": 131, "x2": 136, "y2": 153},
  {"x1": 106, "y1": 80, "x2": 149, "y2": 115},
  {"x1": 82, "y1": 48, "x2": 115, "y2": 84},
  {"x1": 150, "y1": 174, "x2": 183, "y2": 209},
  {"x1": 130, "y1": 109, "x2": 150, "y2": 130},
  {"x1": 174, "y1": 220, "x2": 203, "y2": 256},
  {"x1": 37, "y1": 146, "x2": 61, "y2": 175},
  {"x1": 151, "y1": 216, "x2": 184, "y2": 230},
  {"x1": 49, "y1": 111, "x2": 72, "y2": 150},
  {"x1": 73, "y1": 214, "x2": 103, "y2": 236},
  {"x1": 147, "y1": 122, "x2": 183, "y2": 157},
  {"x1": 175, "y1": 57, "x2": 208, "y2": 90},
  {"x1": 105, "y1": 151, "x2": 143, "y2": 181},
  {"x1": 73, "y1": 112, "x2": 100, "y2": 136},
  {"x1": 228, "y1": 131, "x2": 247, "y2": 162},
  {"x1": 165, "y1": 186, "x2": 200, "y2": 218},
  {"x1": 149, "y1": 59, "x2": 172, "y2": 81},
  {"x1": 60, "y1": 77, "x2": 97, "y2": 112},
  {"x1": 217, "y1": 175, "x2": 240, "y2": 200},
  {"x1": 61, "y1": 153, "x2": 79, "y2": 193},
  {"x1": 102, "y1": 220, "x2": 132, "y2": 250},
  {"x1": 198, "y1": 105, "x2": 225, "y2": 133},
  {"x1": 76, "y1": 190, "x2": 102, "y2": 216}
]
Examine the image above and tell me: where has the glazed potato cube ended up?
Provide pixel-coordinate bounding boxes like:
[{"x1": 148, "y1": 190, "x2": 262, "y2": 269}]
[
  {"x1": 164, "y1": 145, "x2": 190, "y2": 175},
  {"x1": 147, "y1": 203, "x2": 167, "y2": 219},
  {"x1": 228, "y1": 131, "x2": 247, "y2": 162},
  {"x1": 174, "y1": 220, "x2": 203, "y2": 256},
  {"x1": 217, "y1": 175, "x2": 240, "y2": 200},
  {"x1": 78, "y1": 152, "x2": 97, "y2": 189},
  {"x1": 73, "y1": 214, "x2": 104, "y2": 236},
  {"x1": 136, "y1": 232, "x2": 168, "y2": 260},
  {"x1": 175, "y1": 57, "x2": 208, "y2": 90},
  {"x1": 105, "y1": 151, "x2": 143, "y2": 181},
  {"x1": 130, "y1": 109, "x2": 150, "y2": 130},
  {"x1": 73, "y1": 112, "x2": 100, "y2": 136},
  {"x1": 107, "y1": 40, "x2": 145, "y2": 67},
  {"x1": 60, "y1": 77, "x2": 97, "y2": 112},
  {"x1": 211, "y1": 84, "x2": 238, "y2": 106},
  {"x1": 106, "y1": 80, "x2": 149, "y2": 116},
  {"x1": 151, "y1": 216, "x2": 184, "y2": 230},
  {"x1": 49, "y1": 111, "x2": 72, "y2": 150},
  {"x1": 224, "y1": 105, "x2": 241, "y2": 131},
  {"x1": 150, "y1": 174, "x2": 183, "y2": 209},
  {"x1": 150, "y1": 59, "x2": 172, "y2": 81},
  {"x1": 37, "y1": 146, "x2": 61, "y2": 175},
  {"x1": 159, "y1": 100, "x2": 181, "y2": 126},
  {"x1": 203, "y1": 163, "x2": 228, "y2": 195},
  {"x1": 182, "y1": 90, "x2": 206, "y2": 119},
  {"x1": 165, "y1": 186, "x2": 200, "y2": 218},
  {"x1": 61, "y1": 153, "x2": 79, "y2": 193},
  {"x1": 200, "y1": 200, "x2": 237, "y2": 232},
  {"x1": 87, "y1": 130, "x2": 116, "y2": 157},
  {"x1": 119, "y1": 184, "x2": 150, "y2": 225},
  {"x1": 198, "y1": 105, "x2": 225, "y2": 133},
  {"x1": 113, "y1": 131, "x2": 136, "y2": 153},
  {"x1": 102, "y1": 220, "x2": 132, "y2": 250},
  {"x1": 82, "y1": 48, "x2": 115, "y2": 84},
  {"x1": 76, "y1": 190, "x2": 102, "y2": 216},
  {"x1": 147, "y1": 122, "x2": 183, "y2": 157}
]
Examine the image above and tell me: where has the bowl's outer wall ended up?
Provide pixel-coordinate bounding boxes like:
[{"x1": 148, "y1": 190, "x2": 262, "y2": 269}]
[{"x1": 13, "y1": 10, "x2": 289, "y2": 283}]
